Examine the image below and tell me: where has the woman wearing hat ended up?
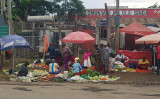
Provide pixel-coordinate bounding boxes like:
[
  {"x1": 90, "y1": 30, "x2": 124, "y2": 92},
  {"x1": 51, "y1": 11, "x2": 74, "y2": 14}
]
[{"x1": 73, "y1": 57, "x2": 87, "y2": 75}]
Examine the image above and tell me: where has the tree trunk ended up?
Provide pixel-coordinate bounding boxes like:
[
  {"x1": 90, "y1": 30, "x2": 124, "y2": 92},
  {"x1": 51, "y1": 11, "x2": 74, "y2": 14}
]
[
  {"x1": 0, "y1": 51, "x2": 3, "y2": 72},
  {"x1": 24, "y1": 7, "x2": 29, "y2": 21}
]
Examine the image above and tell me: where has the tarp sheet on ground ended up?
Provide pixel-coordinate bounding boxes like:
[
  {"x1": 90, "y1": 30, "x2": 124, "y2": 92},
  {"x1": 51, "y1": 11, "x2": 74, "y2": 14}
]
[{"x1": 121, "y1": 50, "x2": 152, "y2": 66}]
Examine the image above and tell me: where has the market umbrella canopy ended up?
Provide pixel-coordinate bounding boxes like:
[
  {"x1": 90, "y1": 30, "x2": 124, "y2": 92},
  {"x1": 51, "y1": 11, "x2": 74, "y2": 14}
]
[
  {"x1": 62, "y1": 31, "x2": 95, "y2": 43},
  {"x1": 0, "y1": 35, "x2": 32, "y2": 51},
  {"x1": 120, "y1": 21, "x2": 155, "y2": 36},
  {"x1": 135, "y1": 32, "x2": 160, "y2": 44}
]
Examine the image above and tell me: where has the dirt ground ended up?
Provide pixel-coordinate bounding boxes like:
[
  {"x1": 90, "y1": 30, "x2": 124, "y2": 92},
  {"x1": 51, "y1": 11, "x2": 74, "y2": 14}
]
[
  {"x1": 0, "y1": 82, "x2": 160, "y2": 99},
  {"x1": 107, "y1": 72, "x2": 160, "y2": 82}
]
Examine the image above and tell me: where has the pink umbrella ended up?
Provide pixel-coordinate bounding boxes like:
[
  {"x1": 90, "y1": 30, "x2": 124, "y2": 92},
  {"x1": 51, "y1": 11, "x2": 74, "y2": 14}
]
[
  {"x1": 135, "y1": 32, "x2": 160, "y2": 44},
  {"x1": 62, "y1": 31, "x2": 95, "y2": 57},
  {"x1": 62, "y1": 31, "x2": 95, "y2": 43}
]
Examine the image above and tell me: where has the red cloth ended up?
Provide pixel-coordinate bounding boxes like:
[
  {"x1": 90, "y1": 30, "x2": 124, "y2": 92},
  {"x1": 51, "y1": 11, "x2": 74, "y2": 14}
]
[
  {"x1": 70, "y1": 55, "x2": 76, "y2": 66},
  {"x1": 42, "y1": 34, "x2": 49, "y2": 53},
  {"x1": 74, "y1": 69, "x2": 87, "y2": 75},
  {"x1": 157, "y1": 46, "x2": 160, "y2": 59}
]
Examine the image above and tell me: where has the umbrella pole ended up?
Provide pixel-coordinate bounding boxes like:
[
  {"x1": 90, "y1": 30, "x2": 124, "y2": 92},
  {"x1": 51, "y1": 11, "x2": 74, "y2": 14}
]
[
  {"x1": 42, "y1": 51, "x2": 45, "y2": 60},
  {"x1": 12, "y1": 48, "x2": 15, "y2": 73},
  {"x1": 78, "y1": 44, "x2": 79, "y2": 58},
  {"x1": 154, "y1": 46, "x2": 156, "y2": 68}
]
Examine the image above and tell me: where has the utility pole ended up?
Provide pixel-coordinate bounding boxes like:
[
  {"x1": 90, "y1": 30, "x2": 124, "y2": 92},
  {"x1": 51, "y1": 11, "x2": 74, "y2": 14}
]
[
  {"x1": 7, "y1": 0, "x2": 13, "y2": 34},
  {"x1": 105, "y1": 3, "x2": 111, "y2": 44},
  {"x1": 115, "y1": 0, "x2": 120, "y2": 54},
  {"x1": 96, "y1": 16, "x2": 102, "y2": 47}
]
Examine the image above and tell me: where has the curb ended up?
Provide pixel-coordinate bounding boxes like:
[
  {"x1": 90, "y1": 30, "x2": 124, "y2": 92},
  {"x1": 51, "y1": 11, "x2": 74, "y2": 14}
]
[{"x1": 1, "y1": 81, "x2": 160, "y2": 86}]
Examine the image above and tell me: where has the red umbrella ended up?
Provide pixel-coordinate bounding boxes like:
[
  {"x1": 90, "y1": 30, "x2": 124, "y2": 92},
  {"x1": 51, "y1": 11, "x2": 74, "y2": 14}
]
[
  {"x1": 119, "y1": 21, "x2": 155, "y2": 36},
  {"x1": 62, "y1": 31, "x2": 95, "y2": 43}
]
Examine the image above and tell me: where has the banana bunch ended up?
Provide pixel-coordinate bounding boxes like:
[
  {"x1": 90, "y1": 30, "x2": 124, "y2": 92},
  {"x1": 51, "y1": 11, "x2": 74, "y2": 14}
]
[{"x1": 126, "y1": 68, "x2": 135, "y2": 72}]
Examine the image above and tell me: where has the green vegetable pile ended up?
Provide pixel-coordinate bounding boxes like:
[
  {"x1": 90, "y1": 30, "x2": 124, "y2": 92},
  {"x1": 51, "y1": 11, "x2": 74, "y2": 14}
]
[
  {"x1": 86, "y1": 69, "x2": 100, "y2": 77},
  {"x1": 68, "y1": 68, "x2": 74, "y2": 78}
]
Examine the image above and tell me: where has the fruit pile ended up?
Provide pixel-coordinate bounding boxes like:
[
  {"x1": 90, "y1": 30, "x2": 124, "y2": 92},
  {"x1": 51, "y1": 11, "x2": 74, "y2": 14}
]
[{"x1": 125, "y1": 68, "x2": 135, "y2": 72}]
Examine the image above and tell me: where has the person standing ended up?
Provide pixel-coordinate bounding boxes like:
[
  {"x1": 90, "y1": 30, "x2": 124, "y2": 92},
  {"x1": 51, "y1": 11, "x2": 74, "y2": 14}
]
[
  {"x1": 63, "y1": 45, "x2": 72, "y2": 71},
  {"x1": 106, "y1": 43, "x2": 112, "y2": 56},
  {"x1": 55, "y1": 48, "x2": 62, "y2": 66},
  {"x1": 100, "y1": 44, "x2": 109, "y2": 74},
  {"x1": 48, "y1": 43, "x2": 56, "y2": 59},
  {"x1": 83, "y1": 48, "x2": 92, "y2": 69},
  {"x1": 156, "y1": 46, "x2": 160, "y2": 75},
  {"x1": 93, "y1": 44, "x2": 101, "y2": 71}
]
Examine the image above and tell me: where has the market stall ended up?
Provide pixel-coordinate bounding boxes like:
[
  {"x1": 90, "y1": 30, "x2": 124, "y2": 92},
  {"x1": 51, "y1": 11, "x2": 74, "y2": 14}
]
[
  {"x1": 118, "y1": 21, "x2": 155, "y2": 69},
  {"x1": 119, "y1": 21, "x2": 155, "y2": 49}
]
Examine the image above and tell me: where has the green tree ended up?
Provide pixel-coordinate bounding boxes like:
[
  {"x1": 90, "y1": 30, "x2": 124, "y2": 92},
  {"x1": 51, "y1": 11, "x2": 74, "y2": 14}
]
[
  {"x1": 53, "y1": 0, "x2": 86, "y2": 51},
  {"x1": 12, "y1": 0, "x2": 55, "y2": 21},
  {"x1": 148, "y1": 2, "x2": 160, "y2": 8}
]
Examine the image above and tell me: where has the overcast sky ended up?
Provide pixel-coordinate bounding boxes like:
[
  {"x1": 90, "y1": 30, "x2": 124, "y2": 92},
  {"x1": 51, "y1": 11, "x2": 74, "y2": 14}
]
[{"x1": 81, "y1": 0, "x2": 160, "y2": 9}]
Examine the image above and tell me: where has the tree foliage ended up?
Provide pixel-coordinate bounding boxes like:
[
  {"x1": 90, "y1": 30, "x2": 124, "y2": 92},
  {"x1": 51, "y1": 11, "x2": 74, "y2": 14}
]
[
  {"x1": 148, "y1": 2, "x2": 160, "y2": 8},
  {"x1": 12, "y1": 0, "x2": 55, "y2": 21},
  {"x1": 53, "y1": 0, "x2": 86, "y2": 21},
  {"x1": 11, "y1": 0, "x2": 86, "y2": 22}
]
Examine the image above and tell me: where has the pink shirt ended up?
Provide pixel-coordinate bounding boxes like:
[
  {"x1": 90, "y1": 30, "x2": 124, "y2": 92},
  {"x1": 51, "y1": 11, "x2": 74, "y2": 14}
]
[{"x1": 83, "y1": 52, "x2": 92, "y2": 60}]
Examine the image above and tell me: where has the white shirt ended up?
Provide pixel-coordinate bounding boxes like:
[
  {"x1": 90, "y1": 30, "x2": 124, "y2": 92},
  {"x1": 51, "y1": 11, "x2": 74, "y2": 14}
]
[{"x1": 116, "y1": 54, "x2": 125, "y2": 59}]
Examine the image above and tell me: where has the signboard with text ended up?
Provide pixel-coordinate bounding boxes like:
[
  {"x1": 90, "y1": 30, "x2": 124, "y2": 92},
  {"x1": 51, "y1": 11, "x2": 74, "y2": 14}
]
[{"x1": 78, "y1": 9, "x2": 160, "y2": 18}]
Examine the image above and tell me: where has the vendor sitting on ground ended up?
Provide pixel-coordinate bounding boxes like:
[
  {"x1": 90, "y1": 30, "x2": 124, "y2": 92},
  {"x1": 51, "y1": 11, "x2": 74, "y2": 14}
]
[
  {"x1": 138, "y1": 57, "x2": 149, "y2": 70},
  {"x1": 49, "y1": 59, "x2": 61, "y2": 74},
  {"x1": 73, "y1": 57, "x2": 87, "y2": 75},
  {"x1": 115, "y1": 50, "x2": 125, "y2": 64},
  {"x1": 18, "y1": 62, "x2": 29, "y2": 77}
]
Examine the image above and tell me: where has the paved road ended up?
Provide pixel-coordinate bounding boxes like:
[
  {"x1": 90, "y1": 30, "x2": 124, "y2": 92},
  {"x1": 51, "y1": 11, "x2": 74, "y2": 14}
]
[{"x1": 0, "y1": 83, "x2": 160, "y2": 99}]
